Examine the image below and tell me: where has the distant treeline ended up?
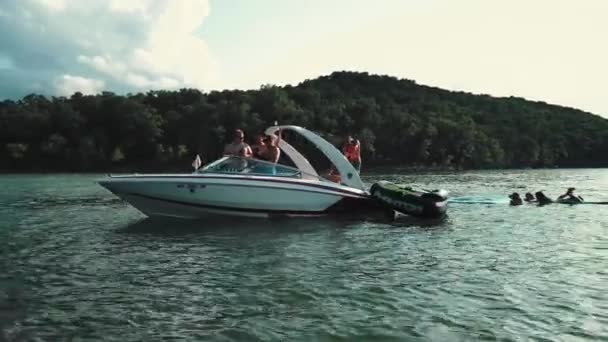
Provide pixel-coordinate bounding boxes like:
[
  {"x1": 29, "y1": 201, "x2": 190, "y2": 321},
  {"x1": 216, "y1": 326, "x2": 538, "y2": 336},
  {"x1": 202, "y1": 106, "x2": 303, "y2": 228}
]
[{"x1": 1, "y1": 71, "x2": 608, "y2": 172}]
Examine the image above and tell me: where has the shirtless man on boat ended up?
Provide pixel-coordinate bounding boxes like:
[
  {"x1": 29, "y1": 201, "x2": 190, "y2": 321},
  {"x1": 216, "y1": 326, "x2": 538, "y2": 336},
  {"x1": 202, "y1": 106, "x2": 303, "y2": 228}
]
[{"x1": 224, "y1": 129, "x2": 252, "y2": 158}]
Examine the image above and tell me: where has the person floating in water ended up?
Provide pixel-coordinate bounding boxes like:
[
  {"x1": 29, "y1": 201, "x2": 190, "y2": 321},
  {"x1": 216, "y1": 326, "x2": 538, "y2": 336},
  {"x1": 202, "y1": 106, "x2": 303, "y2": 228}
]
[
  {"x1": 524, "y1": 192, "x2": 536, "y2": 202},
  {"x1": 535, "y1": 191, "x2": 553, "y2": 205},
  {"x1": 557, "y1": 187, "x2": 584, "y2": 203},
  {"x1": 342, "y1": 135, "x2": 361, "y2": 173},
  {"x1": 509, "y1": 192, "x2": 523, "y2": 206}
]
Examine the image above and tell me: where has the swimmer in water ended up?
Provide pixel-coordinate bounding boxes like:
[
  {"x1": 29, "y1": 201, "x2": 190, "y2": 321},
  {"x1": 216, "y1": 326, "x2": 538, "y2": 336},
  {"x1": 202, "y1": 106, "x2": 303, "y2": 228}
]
[
  {"x1": 535, "y1": 191, "x2": 553, "y2": 205},
  {"x1": 509, "y1": 192, "x2": 523, "y2": 206},
  {"x1": 557, "y1": 187, "x2": 584, "y2": 203},
  {"x1": 524, "y1": 192, "x2": 536, "y2": 202}
]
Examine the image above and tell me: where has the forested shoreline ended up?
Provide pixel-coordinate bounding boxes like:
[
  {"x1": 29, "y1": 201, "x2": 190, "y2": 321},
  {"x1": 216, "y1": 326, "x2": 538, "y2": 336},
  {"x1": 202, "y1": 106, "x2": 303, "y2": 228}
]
[{"x1": 2, "y1": 71, "x2": 608, "y2": 173}]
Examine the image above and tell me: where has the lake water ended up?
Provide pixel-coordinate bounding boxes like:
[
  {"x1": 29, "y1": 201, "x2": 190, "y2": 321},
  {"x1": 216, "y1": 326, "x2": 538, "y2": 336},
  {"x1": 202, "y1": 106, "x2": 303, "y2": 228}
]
[{"x1": 1, "y1": 169, "x2": 607, "y2": 341}]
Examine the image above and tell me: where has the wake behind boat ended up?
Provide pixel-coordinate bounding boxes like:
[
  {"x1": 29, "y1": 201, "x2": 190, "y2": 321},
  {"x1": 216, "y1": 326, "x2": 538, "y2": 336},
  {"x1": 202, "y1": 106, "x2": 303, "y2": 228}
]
[{"x1": 98, "y1": 125, "x2": 449, "y2": 220}]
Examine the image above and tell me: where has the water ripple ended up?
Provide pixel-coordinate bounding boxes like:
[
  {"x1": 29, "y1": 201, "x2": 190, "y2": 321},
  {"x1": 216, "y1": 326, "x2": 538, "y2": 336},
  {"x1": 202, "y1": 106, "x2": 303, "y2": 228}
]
[{"x1": 1, "y1": 170, "x2": 608, "y2": 341}]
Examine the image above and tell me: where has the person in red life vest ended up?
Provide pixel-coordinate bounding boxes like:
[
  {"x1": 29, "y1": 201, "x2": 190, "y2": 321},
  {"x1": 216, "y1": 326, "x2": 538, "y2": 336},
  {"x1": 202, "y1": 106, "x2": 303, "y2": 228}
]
[{"x1": 342, "y1": 135, "x2": 361, "y2": 173}]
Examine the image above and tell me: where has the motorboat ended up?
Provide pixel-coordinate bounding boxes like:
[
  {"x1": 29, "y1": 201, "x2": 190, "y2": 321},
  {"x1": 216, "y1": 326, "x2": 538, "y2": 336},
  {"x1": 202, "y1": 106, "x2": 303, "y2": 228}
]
[{"x1": 98, "y1": 125, "x2": 392, "y2": 219}]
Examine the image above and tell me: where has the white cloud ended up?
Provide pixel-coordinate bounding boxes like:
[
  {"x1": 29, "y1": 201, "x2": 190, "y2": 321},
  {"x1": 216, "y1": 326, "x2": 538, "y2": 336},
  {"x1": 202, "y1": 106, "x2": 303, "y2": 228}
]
[
  {"x1": 55, "y1": 74, "x2": 105, "y2": 95},
  {"x1": 126, "y1": 0, "x2": 216, "y2": 89},
  {"x1": 77, "y1": 55, "x2": 126, "y2": 79},
  {"x1": 34, "y1": 0, "x2": 66, "y2": 12},
  {"x1": 125, "y1": 73, "x2": 153, "y2": 88},
  {"x1": 123, "y1": 72, "x2": 180, "y2": 89},
  {"x1": 109, "y1": 0, "x2": 148, "y2": 13},
  {"x1": 0, "y1": 0, "x2": 218, "y2": 98}
]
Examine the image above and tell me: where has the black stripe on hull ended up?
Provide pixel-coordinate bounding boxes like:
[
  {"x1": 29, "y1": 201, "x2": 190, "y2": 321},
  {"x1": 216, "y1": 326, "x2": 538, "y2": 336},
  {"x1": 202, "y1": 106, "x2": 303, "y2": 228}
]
[
  {"x1": 118, "y1": 192, "x2": 386, "y2": 218},
  {"x1": 107, "y1": 181, "x2": 366, "y2": 199}
]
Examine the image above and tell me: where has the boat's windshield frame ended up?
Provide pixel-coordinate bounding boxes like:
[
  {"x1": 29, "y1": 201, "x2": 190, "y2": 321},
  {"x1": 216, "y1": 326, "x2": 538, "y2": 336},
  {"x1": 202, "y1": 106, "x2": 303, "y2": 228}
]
[{"x1": 196, "y1": 156, "x2": 308, "y2": 178}]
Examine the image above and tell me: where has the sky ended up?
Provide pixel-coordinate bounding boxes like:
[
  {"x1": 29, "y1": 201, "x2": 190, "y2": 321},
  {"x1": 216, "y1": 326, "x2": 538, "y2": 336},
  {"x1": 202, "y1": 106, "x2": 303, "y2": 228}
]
[{"x1": 0, "y1": 0, "x2": 607, "y2": 116}]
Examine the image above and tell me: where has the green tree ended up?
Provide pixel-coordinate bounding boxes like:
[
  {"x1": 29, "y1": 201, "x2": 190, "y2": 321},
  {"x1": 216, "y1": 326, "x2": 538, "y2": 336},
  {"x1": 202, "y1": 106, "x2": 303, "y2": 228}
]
[{"x1": 1, "y1": 71, "x2": 607, "y2": 171}]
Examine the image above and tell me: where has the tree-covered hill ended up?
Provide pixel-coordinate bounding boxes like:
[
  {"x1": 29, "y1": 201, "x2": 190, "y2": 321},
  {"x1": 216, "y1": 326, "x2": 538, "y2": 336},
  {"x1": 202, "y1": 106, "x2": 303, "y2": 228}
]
[{"x1": 1, "y1": 71, "x2": 607, "y2": 172}]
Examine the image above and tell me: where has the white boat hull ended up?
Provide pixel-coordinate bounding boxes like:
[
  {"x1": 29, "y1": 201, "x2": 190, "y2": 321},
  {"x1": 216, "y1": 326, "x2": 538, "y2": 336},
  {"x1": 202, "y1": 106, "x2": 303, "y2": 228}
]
[{"x1": 100, "y1": 175, "x2": 368, "y2": 219}]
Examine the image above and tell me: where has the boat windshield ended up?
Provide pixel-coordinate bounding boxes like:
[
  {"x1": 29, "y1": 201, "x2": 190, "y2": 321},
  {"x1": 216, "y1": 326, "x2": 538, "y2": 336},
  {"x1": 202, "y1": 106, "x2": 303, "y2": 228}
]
[{"x1": 197, "y1": 156, "x2": 304, "y2": 178}]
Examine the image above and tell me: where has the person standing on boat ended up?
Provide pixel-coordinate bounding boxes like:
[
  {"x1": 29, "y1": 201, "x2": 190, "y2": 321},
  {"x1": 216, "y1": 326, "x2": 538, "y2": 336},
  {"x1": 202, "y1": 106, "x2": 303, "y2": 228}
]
[
  {"x1": 251, "y1": 134, "x2": 267, "y2": 159},
  {"x1": 260, "y1": 133, "x2": 281, "y2": 163},
  {"x1": 224, "y1": 129, "x2": 252, "y2": 158},
  {"x1": 251, "y1": 131, "x2": 282, "y2": 175},
  {"x1": 342, "y1": 135, "x2": 361, "y2": 173}
]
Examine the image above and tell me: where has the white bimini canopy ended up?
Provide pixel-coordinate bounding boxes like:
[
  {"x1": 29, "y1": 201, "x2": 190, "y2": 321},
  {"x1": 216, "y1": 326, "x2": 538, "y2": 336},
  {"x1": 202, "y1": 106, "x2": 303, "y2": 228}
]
[{"x1": 264, "y1": 125, "x2": 365, "y2": 191}]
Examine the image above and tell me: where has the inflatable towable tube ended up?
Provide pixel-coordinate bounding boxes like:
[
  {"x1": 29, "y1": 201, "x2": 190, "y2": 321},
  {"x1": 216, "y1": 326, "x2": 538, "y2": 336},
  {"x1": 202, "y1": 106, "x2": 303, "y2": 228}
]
[{"x1": 370, "y1": 181, "x2": 448, "y2": 218}]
